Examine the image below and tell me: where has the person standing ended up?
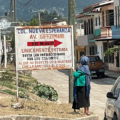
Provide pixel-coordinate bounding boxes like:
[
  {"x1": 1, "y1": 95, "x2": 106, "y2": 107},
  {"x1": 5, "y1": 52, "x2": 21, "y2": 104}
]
[{"x1": 72, "y1": 56, "x2": 91, "y2": 115}]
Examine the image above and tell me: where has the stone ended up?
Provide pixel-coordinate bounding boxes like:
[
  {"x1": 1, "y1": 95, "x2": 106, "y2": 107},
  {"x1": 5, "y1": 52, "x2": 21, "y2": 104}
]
[
  {"x1": 56, "y1": 100, "x2": 61, "y2": 105},
  {"x1": 11, "y1": 102, "x2": 23, "y2": 109}
]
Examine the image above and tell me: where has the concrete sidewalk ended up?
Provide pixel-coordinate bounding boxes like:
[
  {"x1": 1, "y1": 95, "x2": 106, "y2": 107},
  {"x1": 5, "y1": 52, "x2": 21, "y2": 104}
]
[{"x1": 105, "y1": 70, "x2": 120, "y2": 79}]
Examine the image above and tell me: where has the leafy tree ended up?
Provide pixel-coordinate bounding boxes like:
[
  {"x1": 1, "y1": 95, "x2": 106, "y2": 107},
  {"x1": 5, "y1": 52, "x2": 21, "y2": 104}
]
[
  {"x1": 104, "y1": 46, "x2": 118, "y2": 56},
  {"x1": 28, "y1": 18, "x2": 39, "y2": 26},
  {"x1": 29, "y1": 10, "x2": 63, "y2": 26}
]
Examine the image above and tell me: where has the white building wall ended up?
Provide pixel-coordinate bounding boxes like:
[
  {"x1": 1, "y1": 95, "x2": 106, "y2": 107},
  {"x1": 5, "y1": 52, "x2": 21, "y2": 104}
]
[
  {"x1": 94, "y1": 13, "x2": 102, "y2": 29},
  {"x1": 76, "y1": 23, "x2": 84, "y2": 36},
  {"x1": 95, "y1": 41, "x2": 103, "y2": 60}
]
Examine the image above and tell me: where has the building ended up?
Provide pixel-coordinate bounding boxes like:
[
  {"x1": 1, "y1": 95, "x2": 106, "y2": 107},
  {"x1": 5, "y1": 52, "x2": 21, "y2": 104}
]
[{"x1": 76, "y1": 2, "x2": 102, "y2": 57}]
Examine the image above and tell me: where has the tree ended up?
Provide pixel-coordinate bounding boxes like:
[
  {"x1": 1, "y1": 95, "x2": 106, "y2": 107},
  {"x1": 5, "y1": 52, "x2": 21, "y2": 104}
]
[
  {"x1": 29, "y1": 10, "x2": 63, "y2": 25},
  {"x1": 28, "y1": 18, "x2": 39, "y2": 26},
  {"x1": 104, "y1": 46, "x2": 118, "y2": 56}
]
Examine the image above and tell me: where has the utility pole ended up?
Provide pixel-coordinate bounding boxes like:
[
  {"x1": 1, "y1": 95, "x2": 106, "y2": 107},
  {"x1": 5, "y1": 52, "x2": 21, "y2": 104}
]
[
  {"x1": 11, "y1": 0, "x2": 15, "y2": 22},
  {"x1": 32, "y1": 9, "x2": 41, "y2": 26},
  {"x1": 68, "y1": 0, "x2": 76, "y2": 103}
]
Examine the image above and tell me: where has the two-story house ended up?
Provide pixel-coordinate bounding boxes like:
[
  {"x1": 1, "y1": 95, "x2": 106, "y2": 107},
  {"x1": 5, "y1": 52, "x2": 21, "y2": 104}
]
[
  {"x1": 94, "y1": 0, "x2": 114, "y2": 70},
  {"x1": 76, "y1": 2, "x2": 102, "y2": 57}
]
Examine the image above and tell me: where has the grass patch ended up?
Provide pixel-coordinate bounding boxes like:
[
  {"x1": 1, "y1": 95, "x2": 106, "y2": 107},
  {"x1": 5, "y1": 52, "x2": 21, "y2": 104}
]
[
  {"x1": 2, "y1": 89, "x2": 16, "y2": 96},
  {"x1": 0, "y1": 81, "x2": 16, "y2": 90}
]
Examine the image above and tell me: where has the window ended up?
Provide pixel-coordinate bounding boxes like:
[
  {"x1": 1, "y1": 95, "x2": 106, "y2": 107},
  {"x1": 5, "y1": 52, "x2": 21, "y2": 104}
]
[
  {"x1": 115, "y1": 82, "x2": 120, "y2": 97},
  {"x1": 84, "y1": 21, "x2": 86, "y2": 35},
  {"x1": 90, "y1": 46, "x2": 95, "y2": 55},
  {"x1": 91, "y1": 19, "x2": 93, "y2": 34},
  {"x1": 106, "y1": 10, "x2": 114, "y2": 26},
  {"x1": 88, "y1": 19, "x2": 90, "y2": 34},
  {"x1": 102, "y1": 11, "x2": 104, "y2": 27},
  {"x1": 80, "y1": 52, "x2": 84, "y2": 57},
  {"x1": 95, "y1": 17, "x2": 97, "y2": 26},
  {"x1": 99, "y1": 16, "x2": 100, "y2": 26},
  {"x1": 86, "y1": 22, "x2": 88, "y2": 35},
  {"x1": 88, "y1": 56, "x2": 100, "y2": 62},
  {"x1": 111, "y1": 77, "x2": 120, "y2": 93}
]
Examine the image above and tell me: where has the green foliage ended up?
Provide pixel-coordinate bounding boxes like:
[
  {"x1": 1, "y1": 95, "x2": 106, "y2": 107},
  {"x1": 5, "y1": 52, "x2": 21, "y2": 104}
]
[
  {"x1": 0, "y1": 81, "x2": 16, "y2": 90},
  {"x1": 19, "y1": 88, "x2": 29, "y2": 99},
  {"x1": 18, "y1": 79, "x2": 30, "y2": 89},
  {"x1": 2, "y1": 89, "x2": 16, "y2": 95},
  {"x1": 0, "y1": 70, "x2": 13, "y2": 82},
  {"x1": 29, "y1": 10, "x2": 62, "y2": 25},
  {"x1": 104, "y1": 46, "x2": 118, "y2": 56},
  {"x1": 33, "y1": 84, "x2": 58, "y2": 101},
  {"x1": 28, "y1": 18, "x2": 39, "y2": 26}
]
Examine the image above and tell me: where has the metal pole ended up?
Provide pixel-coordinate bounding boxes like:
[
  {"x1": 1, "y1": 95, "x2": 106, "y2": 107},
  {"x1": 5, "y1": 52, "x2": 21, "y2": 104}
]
[
  {"x1": 12, "y1": 0, "x2": 15, "y2": 22},
  {"x1": 68, "y1": 0, "x2": 76, "y2": 103},
  {"x1": 14, "y1": 0, "x2": 16, "y2": 21},
  {"x1": 4, "y1": 35, "x2": 7, "y2": 68},
  {"x1": 0, "y1": 30, "x2": 1, "y2": 65},
  {"x1": 38, "y1": 10, "x2": 41, "y2": 26},
  {"x1": 15, "y1": 29, "x2": 19, "y2": 102}
]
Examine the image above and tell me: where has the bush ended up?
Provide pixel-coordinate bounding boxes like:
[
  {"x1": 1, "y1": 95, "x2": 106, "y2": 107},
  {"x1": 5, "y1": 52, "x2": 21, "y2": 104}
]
[
  {"x1": 18, "y1": 79, "x2": 30, "y2": 89},
  {"x1": 19, "y1": 88, "x2": 29, "y2": 99},
  {"x1": 33, "y1": 84, "x2": 58, "y2": 101}
]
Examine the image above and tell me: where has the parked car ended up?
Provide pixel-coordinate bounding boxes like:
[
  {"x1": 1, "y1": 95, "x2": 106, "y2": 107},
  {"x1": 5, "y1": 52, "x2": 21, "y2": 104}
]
[
  {"x1": 86, "y1": 55, "x2": 105, "y2": 78},
  {"x1": 104, "y1": 76, "x2": 120, "y2": 120}
]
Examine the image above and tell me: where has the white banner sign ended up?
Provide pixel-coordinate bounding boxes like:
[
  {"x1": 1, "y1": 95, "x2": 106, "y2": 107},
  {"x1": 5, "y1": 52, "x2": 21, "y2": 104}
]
[{"x1": 15, "y1": 26, "x2": 74, "y2": 70}]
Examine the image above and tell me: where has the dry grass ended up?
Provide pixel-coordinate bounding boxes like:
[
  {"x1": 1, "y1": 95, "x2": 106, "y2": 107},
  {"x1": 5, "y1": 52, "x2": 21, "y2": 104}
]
[
  {"x1": 0, "y1": 93, "x2": 92, "y2": 118},
  {"x1": 0, "y1": 64, "x2": 92, "y2": 118}
]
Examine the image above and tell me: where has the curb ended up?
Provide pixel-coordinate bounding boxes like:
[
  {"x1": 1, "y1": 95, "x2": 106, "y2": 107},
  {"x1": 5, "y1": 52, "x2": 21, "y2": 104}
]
[
  {"x1": 105, "y1": 74, "x2": 117, "y2": 79},
  {"x1": 0, "y1": 115, "x2": 99, "y2": 120}
]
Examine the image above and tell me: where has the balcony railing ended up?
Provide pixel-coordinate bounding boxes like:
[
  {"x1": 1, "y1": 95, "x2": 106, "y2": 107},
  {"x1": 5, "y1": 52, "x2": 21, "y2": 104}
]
[{"x1": 100, "y1": 26, "x2": 112, "y2": 38}]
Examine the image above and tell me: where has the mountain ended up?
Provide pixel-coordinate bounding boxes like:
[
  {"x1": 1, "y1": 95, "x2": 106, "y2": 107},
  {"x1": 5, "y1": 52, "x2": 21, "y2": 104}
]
[{"x1": 0, "y1": 0, "x2": 103, "y2": 21}]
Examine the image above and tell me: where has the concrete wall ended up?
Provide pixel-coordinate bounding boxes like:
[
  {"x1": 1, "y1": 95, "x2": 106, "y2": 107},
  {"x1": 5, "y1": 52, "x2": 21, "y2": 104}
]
[
  {"x1": 77, "y1": 34, "x2": 94, "y2": 46},
  {"x1": 77, "y1": 35, "x2": 88, "y2": 46},
  {"x1": 95, "y1": 41, "x2": 103, "y2": 60},
  {"x1": 94, "y1": 13, "x2": 102, "y2": 29},
  {"x1": 76, "y1": 23, "x2": 84, "y2": 36}
]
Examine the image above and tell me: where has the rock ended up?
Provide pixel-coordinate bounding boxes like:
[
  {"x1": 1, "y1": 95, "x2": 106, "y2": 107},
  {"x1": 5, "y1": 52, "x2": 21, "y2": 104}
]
[
  {"x1": 11, "y1": 102, "x2": 23, "y2": 109},
  {"x1": 56, "y1": 100, "x2": 61, "y2": 105}
]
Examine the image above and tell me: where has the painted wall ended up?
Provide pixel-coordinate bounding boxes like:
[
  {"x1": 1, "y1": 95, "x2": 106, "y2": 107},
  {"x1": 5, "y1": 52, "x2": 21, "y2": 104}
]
[
  {"x1": 95, "y1": 41, "x2": 103, "y2": 60},
  {"x1": 101, "y1": 3, "x2": 114, "y2": 27},
  {"x1": 76, "y1": 23, "x2": 84, "y2": 36},
  {"x1": 94, "y1": 13, "x2": 102, "y2": 30}
]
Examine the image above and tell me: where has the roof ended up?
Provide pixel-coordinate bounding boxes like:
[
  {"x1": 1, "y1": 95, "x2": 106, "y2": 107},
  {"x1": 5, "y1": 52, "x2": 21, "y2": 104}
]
[
  {"x1": 93, "y1": 0, "x2": 113, "y2": 9},
  {"x1": 76, "y1": 0, "x2": 113, "y2": 19}
]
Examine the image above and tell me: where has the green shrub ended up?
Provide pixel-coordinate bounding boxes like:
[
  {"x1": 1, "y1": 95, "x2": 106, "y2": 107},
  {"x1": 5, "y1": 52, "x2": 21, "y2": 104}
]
[
  {"x1": 19, "y1": 88, "x2": 29, "y2": 99},
  {"x1": 18, "y1": 79, "x2": 30, "y2": 89},
  {"x1": 33, "y1": 84, "x2": 58, "y2": 101}
]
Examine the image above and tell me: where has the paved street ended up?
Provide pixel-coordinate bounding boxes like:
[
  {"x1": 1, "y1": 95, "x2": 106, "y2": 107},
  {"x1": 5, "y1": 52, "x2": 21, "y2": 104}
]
[{"x1": 32, "y1": 70, "x2": 116, "y2": 120}]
